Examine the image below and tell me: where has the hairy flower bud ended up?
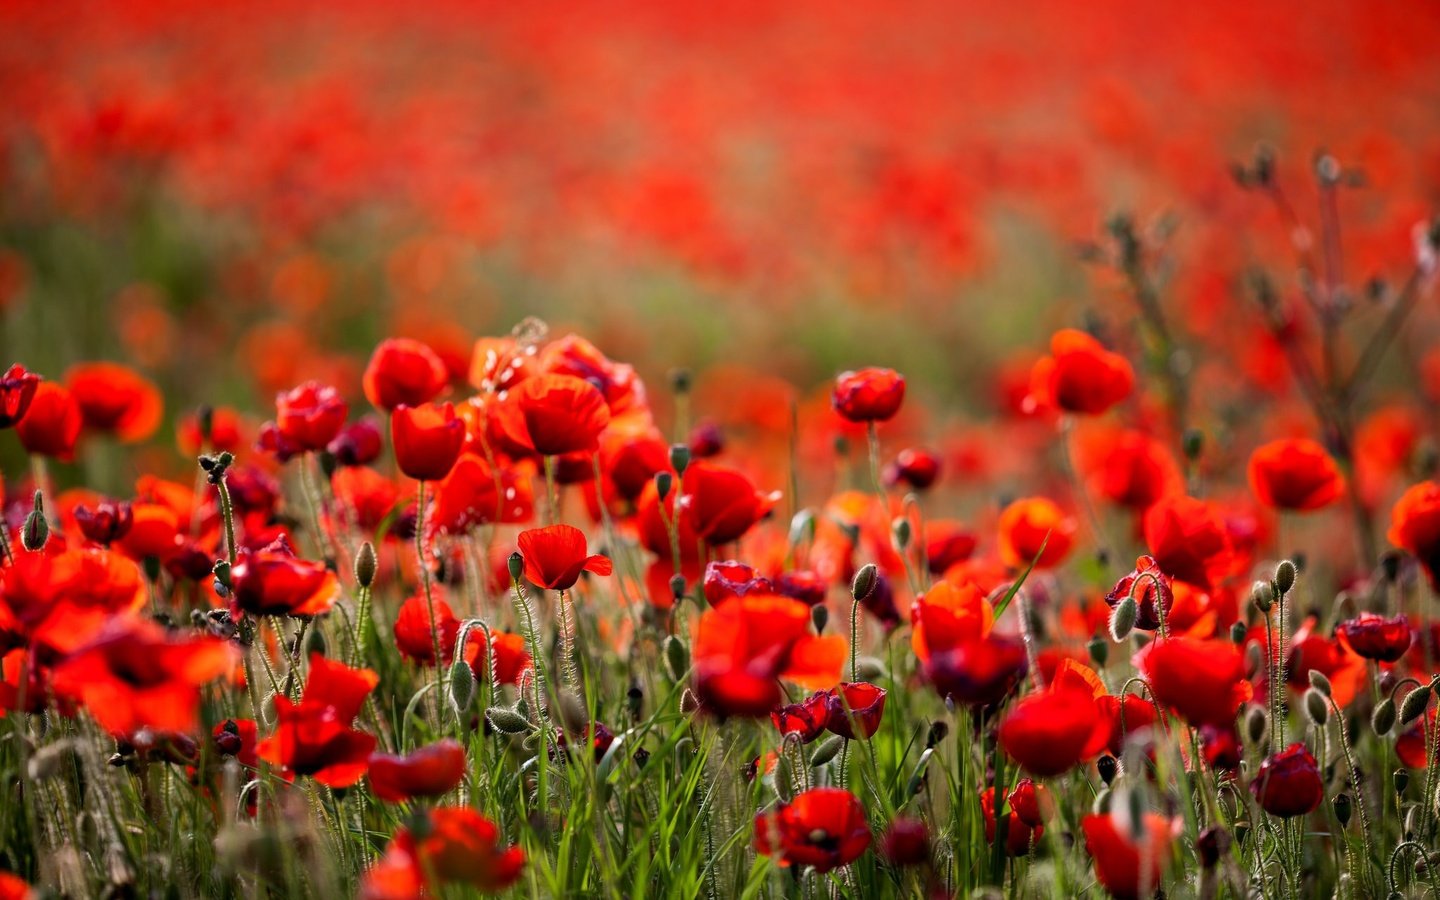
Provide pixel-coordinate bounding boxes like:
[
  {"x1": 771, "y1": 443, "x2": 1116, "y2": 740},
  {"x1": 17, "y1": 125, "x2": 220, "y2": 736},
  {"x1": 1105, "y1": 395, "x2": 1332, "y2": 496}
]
[
  {"x1": 664, "y1": 636, "x2": 689, "y2": 682},
  {"x1": 1373, "y1": 697, "x2": 1397, "y2": 736},
  {"x1": 1109, "y1": 596, "x2": 1137, "y2": 642},
  {"x1": 1245, "y1": 705, "x2": 1269, "y2": 745},
  {"x1": 1087, "y1": 636, "x2": 1109, "y2": 668},
  {"x1": 810, "y1": 735, "x2": 844, "y2": 767},
  {"x1": 506, "y1": 551, "x2": 523, "y2": 584},
  {"x1": 851, "y1": 563, "x2": 879, "y2": 603},
  {"x1": 1251, "y1": 581, "x2": 1274, "y2": 613},
  {"x1": 1308, "y1": 670, "x2": 1332, "y2": 697},
  {"x1": 1274, "y1": 560, "x2": 1297, "y2": 596},
  {"x1": 21, "y1": 491, "x2": 47, "y2": 552},
  {"x1": 1304, "y1": 688, "x2": 1329, "y2": 726},
  {"x1": 354, "y1": 542, "x2": 377, "y2": 589},
  {"x1": 1401, "y1": 685, "x2": 1433, "y2": 726},
  {"x1": 485, "y1": 707, "x2": 532, "y2": 735}
]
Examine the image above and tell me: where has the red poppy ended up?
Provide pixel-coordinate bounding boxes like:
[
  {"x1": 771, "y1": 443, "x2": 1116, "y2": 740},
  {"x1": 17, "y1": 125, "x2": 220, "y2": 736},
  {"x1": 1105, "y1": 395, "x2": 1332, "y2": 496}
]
[
  {"x1": 1201, "y1": 724, "x2": 1242, "y2": 771},
  {"x1": 65, "y1": 362, "x2": 163, "y2": 443},
  {"x1": 272, "y1": 381, "x2": 348, "y2": 453},
  {"x1": 494, "y1": 373, "x2": 611, "y2": 457},
  {"x1": 177, "y1": 406, "x2": 245, "y2": 456},
  {"x1": 1337, "y1": 612, "x2": 1412, "y2": 662},
  {"x1": 213, "y1": 718, "x2": 259, "y2": 768},
  {"x1": 229, "y1": 535, "x2": 340, "y2": 618},
  {"x1": 1028, "y1": 330, "x2": 1134, "y2": 416},
  {"x1": 1105, "y1": 556, "x2": 1173, "y2": 632},
  {"x1": 1135, "y1": 637, "x2": 1252, "y2": 727},
  {"x1": 702, "y1": 560, "x2": 774, "y2": 606},
  {"x1": 0, "y1": 363, "x2": 41, "y2": 428},
  {"x1": 50, "y1": 619, "x2": 235, "y2": 737},
  {"x1": 394, "y1": 593, "x2": 461, "y2": 666},
  {"x1": 636, "y1": 478, "x2": 701, "y2": 560},
  {"x1": 826, "y1": 682, "x2": 887, "y2": 739},
  {"x1": 1389, "y1": 481, "x2": 1440, "y2": 587},
  {"x1": 832, "y1": 368, "x2": 906, "y2": 423},
  {"x1": 328, "y1": 417, "x2": 384, "y2": 466},
  {"x1": 0, "y1": 546, "x2": 148, "y2": 657},
  {"x1": 257, "y1": 654, "x2": 378, "y2": 787},
  {"x1": 771, "y1": 691, "x2": 830, "y2": 743},
  {"x1": 539, "y1": 335, "x2": 648, "y2": 416},
  {"x1": 1143, "y1": 495, "x2": 1236, "y2": 590},
  {"x1": 331, "y1": 466, "x2": 400, "y2": 532},
  {"x1": 1247, "y1": 438, "x2": 1344, "y2": 512},
  {"x1": 924, "y1": 521, "x2": 978, "y2": 574},
  {"x1": 364, "y1": 338, "x2": 448, "y2": 412},
  {"x1": 680, "y1": 462, "x2": 781, "y2": 546},
  {"x1": 1285, "y1": 628, "x2": 1366, "y2": 709},
  {"x1": 753, "y1": 787, "x2": 872, "y2": 872},
  {"x1": 1082, "y1": 813, "x2": 1173, "y2": 900},
  {"x1": 879, "y1": 817, "x2": 930, "y2": 867},
  {"x1": 465, "y1": 631, "x2": 533, "y2": 686},
  {"x1": 392, "y1": 402, "x2": 465, "y2": 481},
  {"x1": 1084, "y1": 430, "x2": 1181, "y2": 512},
  {"x1": 693, "y1": 594, "x2": 846, "y2": 717},
  {"x1": 1250, "y1": 743, "x2": 1323, "y2": 818},
  {"x1": 516, "y1": 524, "x2": 612, "y2": 591},
  {"x1": 361, "y1": 807, "x2": 525, "y2": 898},
  {"x1": 15, "y1": 381, "x2": 82, "y2": 459},
  {"x1": 599, "y1": 425, "x2": 670, "y2": 503},
  {"x1": 999, "y1": 682, "x2": 1100, "y2": 776},
  {"x1": 0, "y1": 871, "x2": 32, "y2": 900},
  {"x1": 367, "y1": 739, "x2": 467, "y2": 802},
  {"x1": 981, "y1": 781, "x2": 1046, "y2": 856},
  {"x1": 883, "y1": 447, "x2": 941, "y2": 490},
  {"x1": 1094, "y1": 693, "x2": 1160, "y2": 757},
  {"x1": 73, "y1": 500, "x2": 134, "y2": 546},
  {"x1": 997, "y1": 497, "x2": 1076, "y2": 569}
]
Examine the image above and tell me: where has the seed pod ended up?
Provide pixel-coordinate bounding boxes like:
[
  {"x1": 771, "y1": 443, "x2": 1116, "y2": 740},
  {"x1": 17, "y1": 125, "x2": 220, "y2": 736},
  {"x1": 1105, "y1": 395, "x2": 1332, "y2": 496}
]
[
  {"x1": 1372, "y1": 697, "x2": 1397, "y2": 736},
  {"x1": 354, "y1": 542, "x2": 377, "y2": 589},
  {"x1": 851, "y1": 564, "x2": 879, "y2": 602},
  {"x1": 664, "y1": 636, "x2": 689, "y2": 682},
  {"x1": 1244, "y1": 705, "x2": 1269, "y2": 745},
  {"x1": 506, "y1": 552, "x2": 524, "y2": 583},
  {"x1": 811, "y1": 605, "x2": 829, "y2": 634},
  {"x1": 1333, "y1": 793, "x2": 1352, "y2": 827},
  {"x1": 1109, "y1": 596, "x2": 1138, "y2": 642},
  {"x1": 21, "y1": 492, "x2": 47, "y2": 552},
  {"x1": 1401, "y1": 685, "x2": 1432, "y2": 726},
  {"x1": 485, "y1": 707, "x2": 532, "y2": 735},
  {"x1": 655, "y1": 471, "x2": 673, "y2": 502},
  {"x1": 1308, "y1": 670, "x2": 1332, "y2": 697},
  {"x1": 1096, "y1": 755, "x2": 1118, "y2": 785},
  {"x1": 449, "y1": 659, "x2": 476, "y2": 712},
  {"x1": 1250, "y1": 581, "x2": 1274, "y2": 613},
  {"x1": 1274, "y1": 560, "x2": 1297, "y2": 596},
  {"x1": 668, "y1": 443, "x2": 691, "y2": 476},
  {"x1": 1228, "y1": 621, "x2": 1247, "y2": 644},
  {"x1": 1087, "y1": 636, "x2": 1109, "y2": 668},
  {"x1": 810, "y1": 735, "x2": 845, "y2": 767}
]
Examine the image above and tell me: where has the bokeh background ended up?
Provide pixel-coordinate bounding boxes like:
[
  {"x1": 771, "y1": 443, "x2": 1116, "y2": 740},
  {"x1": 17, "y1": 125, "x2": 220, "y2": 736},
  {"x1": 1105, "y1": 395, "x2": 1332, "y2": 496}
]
[{"x1": 2, "y1": 0, "x2": 1439, "y2": 483}]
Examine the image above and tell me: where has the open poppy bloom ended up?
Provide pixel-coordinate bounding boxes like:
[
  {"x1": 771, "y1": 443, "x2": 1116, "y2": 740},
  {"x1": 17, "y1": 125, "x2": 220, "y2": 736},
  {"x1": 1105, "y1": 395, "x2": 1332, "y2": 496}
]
[
  {"x1": 540, "y1": 334, "x2": 649, "y2": 416},
  {"x1": 361, "y1": 806, "x2": 525, "y2": 898},
  {"x1": 73, "y1": 499, "x2": 134, "y2": 546},
  {"x1": 257, "y1": 654, "x2": 378, "y2": 787},
  {"x1": 229, "y1": 535, "x2": 340, "y2": 618},
  {"x1": 0, "y1": 363, "x2": 41, "y2": 428},
  {"x1": 367, "y1": 739, "x2": 467, "y2": 802},
  {"x1": 679, "y1": 462, "x2": 781, "y2": 547},
  {"x1": 331, "y1": 465, "x2": 400, "y2": 532},
  {"x1": 328, "y1": 416, "x2": 384, "y2": 466},
  {"x1": 394, "y1": 593, "x2": 461, "y2": 666},
  {"x1": 1250, "y1": 743, "x2": 1323, "y2": 818},
  {"x1": 1083, "y1": 429, "x2": 1180, "y2": 512},
  {"x1": 50, "y1": 619, "x2": 235, "y2": 737},
  {"x1": 1389, "y1": 481, "x2": 1440, "y2": 587},
  {"x1": 1028, "y1": 329, "x2": 1134, "y2": 416},
  {"x1": 0, "y1": 546, "x2": 149, "y2": 658},
  {"x1": 753, "y1": 787, "x2": 872, "y2": 872},
  {"x1": 364, "y1": 338, "x2": 448, "y2": 411},
  {"x1": 65, "y1": 362, "x2": 163, "y2": 443},
  {"x1": 832, "y1": 368, "x2": 906, "y2": 423},
  {"x1": 1135, "y1": 637, "x2": 1251, "y2": 727},
  {"x1": 1105, "y1": 556, "x2": 1173, "y2": 631},
  {"x1": 825, "y1": 682, "x2": 887, "y2": 739},
  {"x1": 911, "y1": 580, "x2": 1026, "y2": 705},
  {"x1": 1142, "y1": 495, "x2": 1236, "y2": 590},
  {"x1": 1082, "y1": 812, "x2": 1173, "y2": 900},
  {"x1": 998, "y1": 679, "x2": 1100, "y2": 777},
  {"x1": 516, "y1": 524, "x2": 612, "y2": 591},
  {"x1": 1247, "y1": 438, "x2": 1344, "y2": 512},
  {"x1": 693, "y1": 594, "x2": 846, "y2": 717},
  {"x1": 702, "y1": 560, "x2": 774, "y2": 605},
  {"x1": 271, "y1": 381, "x2": 348, "y2": 452},
  {"x1": 15, "y1": 381, "x2": 83, "y2": 459},
  {"x1": 1337, "y1": 612, "x2": 1412, "y2": 662},
  {"x1": 771, "y1": 691, "x2": 831, "y2": 743},
  {"x1": 392, "y1": 401, "x2": 465, "y2": 481},
  {"x1": 883, "y1": 446, "x2": 941, "y2": 490},
  {"x1": 494, "y1": 372, "x2": 611, "y2": 457},
  {"x1": 981, "y1": 779, "x2": 1049, "y2": 856},
  {"x1": 997, "y1": 496, "x2": 1076, "y2": 569}
]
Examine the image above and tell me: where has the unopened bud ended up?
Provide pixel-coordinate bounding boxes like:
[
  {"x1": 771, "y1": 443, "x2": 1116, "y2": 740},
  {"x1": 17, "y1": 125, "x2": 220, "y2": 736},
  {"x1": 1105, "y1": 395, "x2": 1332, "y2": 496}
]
[
  {"x1": 1401, "y1": 685, "x2": 1432, "y2": 726},
  {"x1": 891, "y1": 518, "x2": 911, "y2": 551},
  {"x1": 811, "y1": 605, "x2": 829, "y2": 634},
  {"x1": 655, "y1": 471, "x2": 673, "y2": 502},
  {"x1": 851, "y1": 564, "x2": 879, "y2": 603},
  {"x1": 1251, "y1": 581, "x2": 1274, "y2": 613},
  {"x1": 810, "y1": 735, "x2": 844, "y2": 767},
  {"x1": 485, "y1": 707, "x2": 532, "y2": 735},
  {"x1": 1097, "y1": 755, "x2": 1118, "y2": 785},
  {"x1": 1333, "y1": 793, "x2": 1352, "y2": 828},
  {"x1": 449, "y1": 659, "x2": 476, "y2": 712},
  {"x1": 664, "y1": 636, "x2": 689, "y2": 682},
  {"x1": 1304, "y1": 689, "x2": 1329, "y2": 726},
  {"x1": 669, "y1": 574, "x2": 687, "y2": 603},
  {"x1": 1308, "y1": 670, "x2": 1332, "y2": 696},
  {"x1": 1087, "y1": 636, "x2": 1109, "y2": 668},
  {"x1": 1229, "y1": 621, "x2": 1247, "y2": 644},
  {"x1": 668, "y1": 443, "x2": 691, "y2": 476},
  {"x1": 506, "y1": 551, "x2": 523, "y2": 583},
  {"x1": 1245, "y1": 705, "x2": 1269, "y2": 745},
  {"x1": 1109, "y1": 596, "x2": 1138, "y2": 642},
  {"x1": 1182, "y1": 429, "x2": 1204, "y2": 461},
  {"x1": 21, "y1": 491, "x2": 47, "y2": 552},
  {"x1": 1396, "y1": 769, "x2": 1411, "y2": 795},
  {"x1": 1274, "y1": 560, "x2": 1297, "y2": 596},
  {"x1": 354, "y1": 542, "x2": 377, "y2": 588},
  {"x1": 1373, "y1": 697, "x2": 1397, "y2": 736}
]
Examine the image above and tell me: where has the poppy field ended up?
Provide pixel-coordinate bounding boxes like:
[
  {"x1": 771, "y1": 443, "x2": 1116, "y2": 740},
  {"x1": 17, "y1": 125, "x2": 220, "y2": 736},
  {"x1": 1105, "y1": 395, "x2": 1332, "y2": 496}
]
[{"x1": 5, "y1": 1, "x2": 1440, "y2": 898}]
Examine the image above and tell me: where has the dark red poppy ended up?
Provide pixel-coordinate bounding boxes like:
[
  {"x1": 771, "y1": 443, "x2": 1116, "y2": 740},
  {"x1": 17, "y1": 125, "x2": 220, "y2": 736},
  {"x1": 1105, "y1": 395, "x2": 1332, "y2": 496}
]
[
  {"x1": 1248, "y1": 438, "x2": 1344, "y2": 512},
  {"x1": 1135, "y1": 637, "x2": 1252, "y2": 727},
  {"x1": 1143, "y1": 495, "x2": 1236, "y2": 590},
  {"x1": 271, "y1": 381, "x2": 348, "y2": 453},
  {"x1": 1337, "y1": 612, "x2": 1412, "y2": 662},
  {"x1": 771, "y1": 691, "x2": 830, "y2": 743},
  {"x1": 924, "y1": 521, "x2": 978, "y2": 574},
  {"x1": 15, "y1": 381, "x2": 82, "y2": 459},
  {"x1": 516, "y1": 524, "x2": 612, "y2": 591},
  {"x1": 368, "y1": 739, "x2": 467, "y2": 803},
  {"x1": 73, "y1": 500, "x2": 134, "y2": 546},
  {"x1": 494, "y1": 372, "x2": 611, "y2": 457},
  {"x1": 981, "y1": 782, "x2": 1045, "y2": 856},
  {"x1": 694, "y1": 594, "x2": 845, "y2": 717},
  {"x1": 257, "y1": 654, "x2": 378, "y2": 787},
  {"x1": 392, "y1": 402, "x2": 465, "y2": 481},
  {"x1": 364, "y1": 338, "x2": 448, "y2": 412},
  {"x1": 997, "y1": 497, "x2": 1076, "y2": 569},
  {"x1": 65, "y1": 362, "x2": 163, "y2": 443},
  {"x1": 879, "y1": 816, "x2": 931, "y2": 867},
  {"x1": 1084, "y1": 430, "x2": 1180, "y2": 512},
  {"x1": 394, "y1": 593, "x2": 461, "y2": 666},
  {"x1": 928, "y1": 634, "x2": 1028, "y2": 707},
  {"x1": 1389, "y1": 481, "x2": 1440, "y2": 587},
  {"x1": 832, "y1": 368, "x2": 906, "y2": 423},
  {"x1": 1105, "y1": 556, "x2": 1173, "y2": 632},
  {"x1": 0, "y1": 363, "x2": 41, "y2": 428},
  {"x1": 688, "y1": 420, "x2": 724, "y2": 458},
  {"x1": 1250, "y1": 743, "x2": 1323, "y2": 818},
  {"x1": 883, "y1": 447, "x2": 941, "y2": 490},
  {"x1": 999, "y1": 683, "x2": 1100, "y2": 777},
  {"x1": 702, "y1": 560, "x2": 774, "y2": 605},
  {"x1": 361, "y1": 806, "x2": 525, "y2": 898},
  {"x1": 680, "y1": 462, "x2": 780, "y2": 546},
  {"x1": 1082, "y1": 813, "x2": 1173, "y2": 900},
  {"x1": 229, "y1": 535, "x2": 340, "y2": 618},
  {"x1": 822, "y1": 682, "x2": 885, "y2": 739},
  {"x1": 775, "y1": 569, "x2": 827, "y2": 606},
  {"x1": 1200, "y1": 724, "x2": 1242, "y2": 771},
  {"x1": 1094, "y1": 693, "x2": 1160, "y2": 757},
  {"x1": 327, "y1": 416, "x2": 384, "y2": 466},
  {"x1": 213, "y1": 719, "x2": 259, "y2": 768},
  {"x1": 753, "y1": 787, "x2": 872, "y2": 872},
  {"x1": 1028, "y1": 329, "x2": 1134, "y2": 416}
]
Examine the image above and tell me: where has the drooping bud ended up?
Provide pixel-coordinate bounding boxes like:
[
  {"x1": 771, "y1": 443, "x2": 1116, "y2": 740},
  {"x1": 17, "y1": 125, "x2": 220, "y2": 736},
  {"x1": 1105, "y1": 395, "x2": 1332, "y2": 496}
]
[
  {"x1": 664, "y1": 636, "x2": 689, "y2": 682},
  {"x1": 811, "y1": 605, "x2": 829, "y2": 634},
  {"x1": 1304, "y1": 688, "x2": 1329, "y2": 726},
  {"x1": 1333, "y1": 793, "x2": 1352, "y2": 828},
  {"x1": 668, "y1": 443, "x2": 691, "y2": 477},
  {"x1": 1401, "y1": 685, "x2": 1433, "y2": 726},
  {"x1": 354, "y1": 542, "x2": 377, "y2": 589},
  {"x1": 1244, "y1": 705, "x2": 1269, "y2": 745},
  {"x1": 1274, "y1": 560, "x2": 1297, "y2": 596},
  {"x1": 891, "y1": 517, "x2": 911, "y2": 551},
  {"x1": 810, "y1": 735, "x2": 844, "y2": 767},
  {"x1": 485, "y1": 707, "x2": 532, "y2": 735},
  {"x1": 1373, "y1": 697, "x2": 1397, "y2": 736},
  {"x1": 1109, "y1": 596, "x2": 1138, "y2": 642},
  {"x1": 1087, "y1": 636, "x2": 1109, "y2": 668},
  {"x1": 21, "y1": 491, "x2": 47, "y2": 552},
  {"x1": 506, "y1": 551, "x2": 524, "y2": 584},
  {"x1": 1308, "y1": 670, "x2": 1332, "y2": 697},
  {"x1": 851, "y1": 564, "x2": 879, "y2": 603},
  {"x1": 449, "y1": 658, "x2": 476, "y2": 713}
]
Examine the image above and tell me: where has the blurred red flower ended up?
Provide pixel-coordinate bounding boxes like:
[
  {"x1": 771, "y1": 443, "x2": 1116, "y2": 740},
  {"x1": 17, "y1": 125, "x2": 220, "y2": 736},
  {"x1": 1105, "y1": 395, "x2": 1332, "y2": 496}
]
[
  {"x1": 0, "y1": 363, "x2": 41, "y2": 429},
  {"x1": 65, "y1": 362, "x2": 163, "y2": 443},
  {"x1": 394, "y1": 593, "x2": 460, "y2": 666},
  {"x1": 1389, "y1": 481, "x2": 1440, "y2": 587},
  {"x1": 1247, "y1": 438, "x2": 1344, "y2": 512},
  {"x1": 229, "y1": 535, "x2": 340, "y2": 618},
  {"x1": 1135, "y1": 637, "x2": 1251, "y2": 727},
  {"x1": 257, "y1": 654, "x2": 378, "y2": 787},
  {"x1": 361, "y1": 806, "x2": 525, "y2": 898},
  {"x1": 997, "y1": 496, "x2": 1076, "y2": 569},
  {"x1": 1142, "y1": 495, "x2": 1236, "y2": 590},
  {"x1": 693, "y1": 594, "x2": 845, "y2": 717},
  {"x1": 1082, "y1": 813, "x2": 1173, "y2": 900},
  {"x1": 1028, "y1": 330, "x2": 1133, "y2": 416},
  {"x1": 680, "y1": 462, "x2": 781, "y2": 547},
  {"x1": 1250, "y1": 743, "x2": 1323, "y2": 818},
  {"x1": 832, "y1": 368, "x2": 906, "y2": 423},
  {"x1": 494, "y1": 373, "x2": 610, "y2": 457},
  {"x1": 15, "y1": 381, "x2": 83, "y2": 459},
  {"x1": 753, "y1": 787, "x2": 871, "y2": 872},
  {"x1": 392, "y1": 402, "x2": 465, "y2": 481},
  {"x1": 272, "y1": 381, "x2": 348, "y2": 453},
  {"x1": 999, "y1": 680, "x2": 1100, "y2": 777},
  {"x1": 367, "y1": 739, "x2": 466, "y2": 803},
  {"x1": 364, "y1": 338, "x2": 448, "y2": 412}
]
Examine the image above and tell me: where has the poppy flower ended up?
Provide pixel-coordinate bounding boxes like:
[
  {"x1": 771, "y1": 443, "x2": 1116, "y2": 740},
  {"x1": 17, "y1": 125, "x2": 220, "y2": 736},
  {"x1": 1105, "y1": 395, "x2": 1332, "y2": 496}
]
[
  {"x1": 1337, "y1": 612, "x2": 1412, "y2": 662},
  {"x1": 1389, "y1": 481, "x2": 1440, "y2": 587},
  {"x1": 927, "y1": 633, "x2": 1028, "y2": 707},
  {"x1": 331, "y1": 465, "x2": 400, "y2": 532},
  {"x1": 599, "y1": 425, "x2": 670, "y2": 503},
  {"x1": 257, "y1": 654, "x2": 378, "y2": 787},
  {"x1": 702, "y1": 560, "x2": 774, "y2": 605},
  {"x1": 775, "y1": 570, "x2": 827, "y2": 607},
  {"x1": 680, "y1": 462, "x2": 781, "y2": 547},
  {"x1": 1143, "y1": 495, "x2": 1236, "y2": 590},
  {"x1": 327, "y1": 416, "x2": 384, "y2": 466},
  {"x1": 361, "y1": 806, "x2": 525, "y2": 898},
  {"x1": 924, "y1": 521, "x2": 978, "y2": 574},
  {"x1": 1247, "y1": 438, "x2": 1344, "y2": 512},
  {"x1": 1285, "y1": 629, "x2": 1366, "y2": 709},
  {"x1": 65, "y1": 362, "x2": 163, "y2": 443},
  {"x1": 771, "y1": 691, "x2": 830, "y2": 743},
  {"x1": 879, "y1": 817, "x2": 931, "y2": 867},
  {"x1": 465, "y1": 631, "x2": 533, "y2": 686},
  {"x1": 394, "y1": 593, "x2": 460, "y2": 666},
  {"x1": 392, "y1": 402, "x2": 465, "y2": 481},
  {"x1": 364, "y1": 338, "x2": 448, "y2": 411},
  {"x1": 1105, "y1": 556, "x2": 1173, "y2": 632},
  {"x1": 367, "y1": 739, "x2": 467, "y2": 802},
  {"x1": 0, "y1": 871, "x2": 32, "y2": 900},
  {"x1": 177, "y1": 406, "x2": 244, "y2": 456},
  {"x1": 516, "y1": 524, "x2": 612, "y2": 591},
  {"x1": 1082, "y1": 812, "x2": 1173, "y2": 900},
  {"x1": 753, "y1": 787, "x2": 872, "y2": 872},
  {"x1": 1094, "y1": 693, "x2": 1160, "y2": 757},
  {"x1": 693, "y1": 594, "x2": 846, "y2": 717},
  {"x1": 73, "y1": 500, "x2": 134, "y2": 546},
  {"x1": 229, "y1": 535, "x2": 340, "y2": 618},
  {"x1": 832, "y1": 368, "x2": 906, "y2": 423},
  {"x1": 981, "y1": 781, "x2": 1046, "y2": 856},
  {"x1": 1135, "y1": 637, "x2": 1252, "y2": 727},
  {"x1": 999, "y1": 683, "x2": 1100, "y2": 776},
  {"x1": 826, "y1": 682, "x2": 887, "y2": 739},
  {"x1": 997, "y1": 497, "x2": 1076, "y2": 569},
  {"x1": 910, "y1": 580, "x2": 995, "y2": 659},
  {"x1": 883, "y1": 447, "x2": 941, "y2": 490},
  {"x1": 494, "y1": 373, "x2": 611, "y2": 457},
  {"x1": 1250, "y1": 743, "x2": 1323, "y2": 818},
  {"x1": 15, "y1": 381, "x2": 82, "y2": 459},
  {"x1": 539, "y1": 334, "x2": 648, "y2": 416},
  {"x1": 50, "y1": 619, "x2": 236, "y2": 737},
  {"x1": 272, "y1": 381, "x2": 348, "y2": 452},
  {"x1": 1200, "y1": 724, "x2": 1242, "y2": 771},
  {"x1": 0, "y1": 363, "x2": 41, "y2": 428},
  {"x1": 1084, "y1": 430, "x2": 1180, "y2": 512},
  {"x1": 1028, "y1": 330, "x2": 1134, "y2": 416}
]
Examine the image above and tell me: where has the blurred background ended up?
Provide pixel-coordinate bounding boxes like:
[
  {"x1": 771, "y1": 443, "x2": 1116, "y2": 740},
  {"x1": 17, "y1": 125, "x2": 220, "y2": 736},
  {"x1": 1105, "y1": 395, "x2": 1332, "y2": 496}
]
[{"x1": 1, "y1": 0, "x2": 1439, "y2": 476}]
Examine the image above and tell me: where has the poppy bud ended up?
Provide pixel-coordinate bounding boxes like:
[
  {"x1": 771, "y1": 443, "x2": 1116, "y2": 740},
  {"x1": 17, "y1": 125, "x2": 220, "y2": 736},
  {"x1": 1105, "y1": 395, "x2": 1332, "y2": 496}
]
[
  {"x1": 485, "y1": 707, "x2": 532, "y2": 735},
  {"x1": 891, "y1": 517, "x2": 911, "y2": 551},
  {"x1": 773, "y1": 754, "x2": 795, "y2": 802},
  {"x1": 214, "y1": 720, "x2": 244, "y2": 757},
  {"x1": 669, "y1": 574, "x2": 687, "y2": 603},
  {"x1": 668, "y1": 443, "x2": 690, "y2": 477},
  {"x1": 851, "y1": 564, "x2": 879, "y2": 602},
  {"x1": 1182, "y1": 428, "x2": 1204, "y2": 461},
  {"x1": 668, "y1": 368, "x2": 692, "y2": 394},
  {"x1": 1304, "y1": 689, "x2": 1329, "y2": 726},
  {"x1": 810, "y1": 735, "x2": 844, "y2": 767},
  {"x1": 811, "y1": 605, "x2": 829, "y2": 634},
  {"x1": 1401, "y1": 685, "x2": 1432, "y2": 725},
  {"x1": 1274, "y1": 560, "x2": 1297, "y2": 596},
  {"x1": 1308, "y1": 670, "x2": 1332, "y2": 696},
  {"x1": 1251, "y1": 581, "x2": 1274, "y2": 612},
  {"x1": 627, "y1": 683, "x2": 643, "y2": 719},
  {"x1": 306, "y1": 627, "x2": 326, "y2": 658},
  {"x1": 1087, "y1": 636, "x2": 1109, "y2": 668},
  {"x1": 679, "y1": 688, "x2": 701, "y2": 715},
  {"x1": 1396, "y1": 769, "x2": 1410, "y2": 795},
  {"x1": 449, "y1": 658, "x2": 476, "y2": 712},
  {"x1": 654, "y1": 470, "x2": 673, "y2": 502},
  {"x1": 22, "y1": 491, "x2": 47, "y2": 551},
  {"x1": 1229, "y1": 621, "x2": 1247, "y2": 644},
  {"x1": 1333, "y1": 793, "x2": 1352, "y2": 827},
  {"x1": 354, "y1": 542, "x2": 377, "y2": 589},
  {"x1": 1109, "y1": 596, "x2": 1137, "y2": 642},
  {"x1": 1245, "y1": 705, "x2": 1269, "y2": 745},
  {"x1": 557, "y1": 691, "x2": 587, "y2": 734},
  {"x1": 1096, "y1": 755, "x2": 1118, "y2": 785},
  {"x1": 664, "y1": 636, "x2": 689, "y2": 682},
  {"x1": 507, "y1": 551, "x2": 524, "y2": 584},
  {"x1": 1373, "y1": 697, "x2": 1397, "y2": 736}
]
